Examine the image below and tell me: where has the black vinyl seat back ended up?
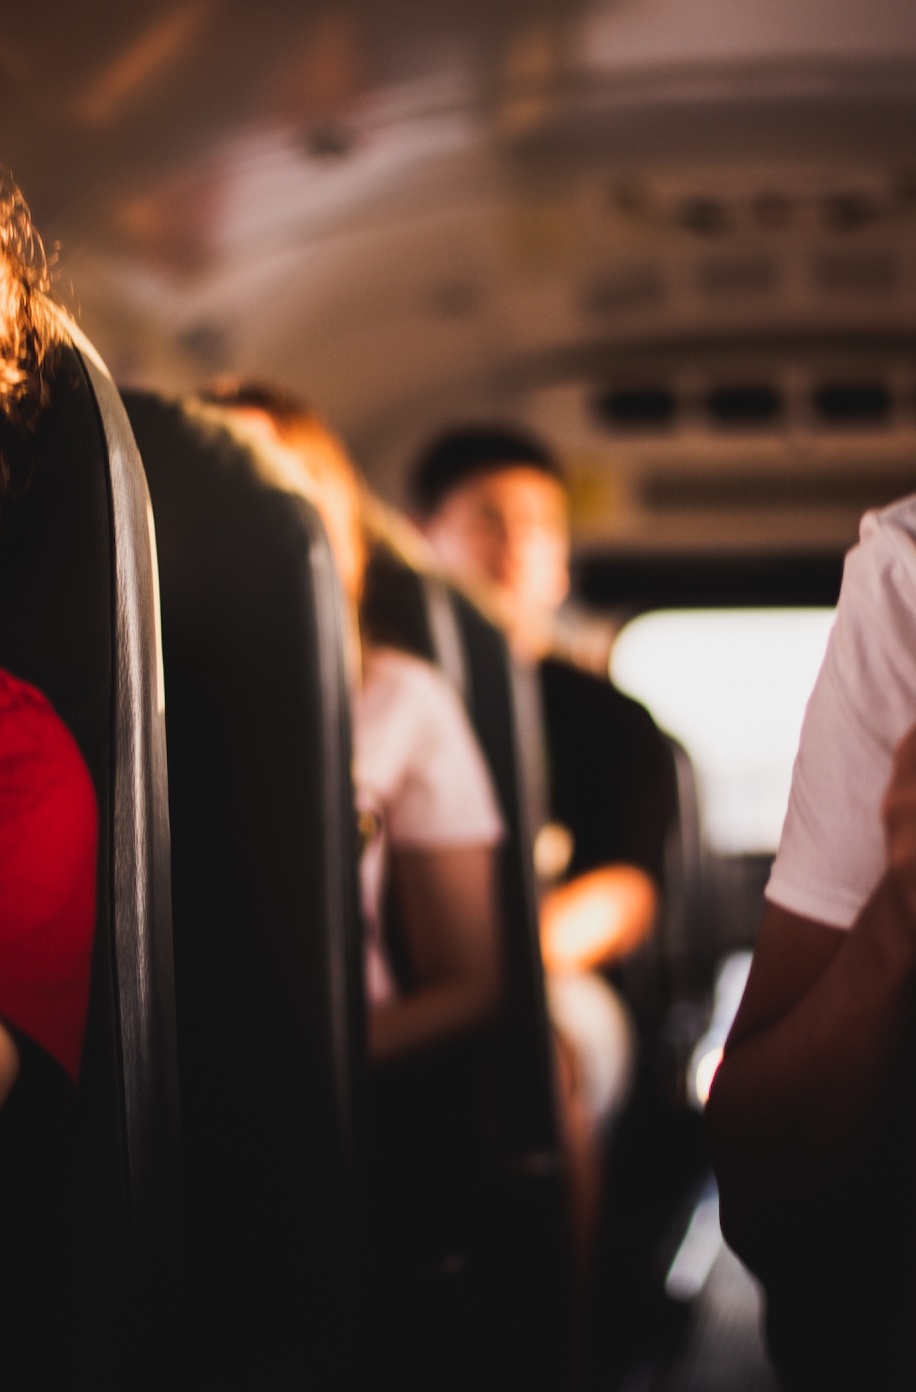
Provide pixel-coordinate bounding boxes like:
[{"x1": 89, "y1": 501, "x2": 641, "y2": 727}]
[
  {"x1": 363, "y1": 547, "x2": 558, "y2": 1159},
  {"x1": 123, "y1": 392, "x2": 365, "y2": 1387},
  {"x1": 363, "y1": 547, "x2": 572, "y2": 1385},
  {"x1": 602, "y1": 730, "x2": 708, "y2": 1038},
  {"x1": 660, "y1": 736, "x2": 710, "y2": 995},
  {"x1": 0, "y1": 327, "x2": 180, "y2": 1382}
]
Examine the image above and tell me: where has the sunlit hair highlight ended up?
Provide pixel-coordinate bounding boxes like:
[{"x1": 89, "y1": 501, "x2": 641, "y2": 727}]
[
  {"x1": 0, "y1": 169, "x2": 63, "y2": 501},
  {"x1": 199, "y1": 376, "x2": 364, "y2": 497},
  {"x1": 198, "y1": 377, "x2": 371, "y2": 602},
  {"x1": 200, "y1": 377, "x2": 338, "y2": 479}
]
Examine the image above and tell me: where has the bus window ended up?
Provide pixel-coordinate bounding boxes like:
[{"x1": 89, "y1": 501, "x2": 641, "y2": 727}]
[{"x1": 611, "y1": 607, "x2": 836, "y2": 854}]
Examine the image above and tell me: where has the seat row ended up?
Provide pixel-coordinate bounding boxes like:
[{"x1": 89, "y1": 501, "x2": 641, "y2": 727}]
[{"x1": 0, "y1": 321, "x2": 578, "y2": 1387}]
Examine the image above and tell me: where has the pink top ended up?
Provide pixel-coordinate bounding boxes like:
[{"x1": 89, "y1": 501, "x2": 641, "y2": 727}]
[{"x1": 351, "y1": 647, "x2": 504, "y2": 1003}]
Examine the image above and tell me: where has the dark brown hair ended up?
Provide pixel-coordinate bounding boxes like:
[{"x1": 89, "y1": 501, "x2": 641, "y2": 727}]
[{"x1": 198, "y1": 378, "x2": 321, "y2": 440}]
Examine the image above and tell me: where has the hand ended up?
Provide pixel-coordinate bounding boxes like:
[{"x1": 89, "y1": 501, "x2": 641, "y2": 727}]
[
  {"x1": 540, "y1": 864, "x2": 657, "y2": 975},
  {"x1": 882, "y1": 723, "x2": 916, "y2": 928}
]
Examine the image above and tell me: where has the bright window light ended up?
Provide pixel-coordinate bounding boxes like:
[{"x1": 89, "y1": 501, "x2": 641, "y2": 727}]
[{"x1": 611, "y1": 608, "x2": 835, "y2": 853}]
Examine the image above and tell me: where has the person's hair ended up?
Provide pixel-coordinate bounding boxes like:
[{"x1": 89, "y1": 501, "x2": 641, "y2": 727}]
[
  {"x1": 199, "y1": 377, "x2": 373, "y2": 611},
  {"x1": 198, "y1": 378, "x2": 322, "y2": 440},
  {"x1": 0, "y1": 169, "x2": 62, "y2": 503},
  {"x1": 409, "y1": 424, "x2": 563, "y2": 518},
  {"x1": 198, "y1": 375, "x2": 365, "y2": 497}
]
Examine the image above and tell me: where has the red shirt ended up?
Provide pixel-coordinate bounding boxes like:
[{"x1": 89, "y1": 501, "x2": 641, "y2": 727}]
[{"x1": 0, "y1": 670, "x2": 97, "y2": 1083}]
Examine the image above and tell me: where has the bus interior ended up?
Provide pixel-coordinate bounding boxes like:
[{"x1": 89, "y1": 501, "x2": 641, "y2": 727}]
[{"x1": 4, "y1": 1, "x2": 916, "y2": 1387}]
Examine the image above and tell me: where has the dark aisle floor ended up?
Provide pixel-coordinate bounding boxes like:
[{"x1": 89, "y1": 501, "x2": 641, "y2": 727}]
[
  {"x1": 604, "y1": 1195, "x2": 780, "y2": 1392},
  {"x1": 658, "y1": 1242, "x2": 779, "y2": 1392}
]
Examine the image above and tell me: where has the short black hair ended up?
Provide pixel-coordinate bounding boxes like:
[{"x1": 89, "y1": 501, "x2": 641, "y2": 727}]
[{"x1": 410, "y1": 424, "x2": 563, "y2": 517}]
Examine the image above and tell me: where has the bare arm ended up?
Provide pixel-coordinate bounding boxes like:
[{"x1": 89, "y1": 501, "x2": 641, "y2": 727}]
[
  {"x1": 540, "y1": 864, "x2": 657, "y2": 975},
  {"x1": 708, "y1": 726, "x2": 916, "y2": 1269},
  {"x1": 0, "y1": 1022, "x2": 19, "y2": 1106},
  {"x1": 367, "y1": 844, "x2": 502, "y2": 1065}
]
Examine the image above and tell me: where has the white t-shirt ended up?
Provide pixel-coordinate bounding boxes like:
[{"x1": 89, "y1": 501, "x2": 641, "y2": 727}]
[
  {"x1": 767, "y1": 494, "x2": 916, "y2": 928},
  {"x1": 352, "y1": 646, "x2": 504, "y2": 1002}
]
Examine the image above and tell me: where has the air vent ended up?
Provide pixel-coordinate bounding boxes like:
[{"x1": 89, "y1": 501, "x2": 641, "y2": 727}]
[
  {"x1": 595, "y1": 387, "x2": 676, "y2": 430},
  {"x1": 612, "y1": 172, "x2": 916, "y2": 240},
  {"x1": 820, "y1": 193, "x2": 879, "y2": 233},
  {"x1": 678, "y1": 197, "x2": 729, "y2": 236},
  {"x1": 590, "y1": 356, "x2": 914, "y2": 438},
  {"x1": 812, "y1": 383, "x2": 892, "y2": 425},
  {"x1": 582, "y1": 266, "x2": 664, "y2": 317},
  {"x1": 641, "y1": 470, "x2": 916, "y2": 514},
  {"x1": 707, "y1": 386, "x2": 782, "y2": 427},
  {"x1": 812, "y1": 252, "x2": 897, "y2": 295},
  {"x1": 428, "y1": 280, "x2": 483, "y2": 319},
  {"x1": 699, "y1": 256, "x2": 777, "y2": 297},
  {"x1": 305, "y1": 122, "x2": 357, "y2": 160},
  {"x1": 178, "y1": 321, "x2": 229, "y2": 369},
  {"x1": 749, "y1": 193, "x2": 793, "y2": 231}
]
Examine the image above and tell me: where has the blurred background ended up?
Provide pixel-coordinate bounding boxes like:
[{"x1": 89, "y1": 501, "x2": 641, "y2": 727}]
[
  {"x1": 5, "y1": 0, "x2": 916, "y2": 551},
  {"x1": 8, "y1": 4, "x2": 916, "y2": 1387}
]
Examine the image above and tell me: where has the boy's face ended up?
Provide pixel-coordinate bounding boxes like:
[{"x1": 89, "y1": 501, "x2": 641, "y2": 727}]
[{"x1": 423, "y1": 465, "x2": 570, "y2": 640}]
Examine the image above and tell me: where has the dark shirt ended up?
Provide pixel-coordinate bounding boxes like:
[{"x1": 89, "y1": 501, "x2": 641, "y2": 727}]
[{"x1": 539, "y1": 657, "x2": 678, "y2": 887}]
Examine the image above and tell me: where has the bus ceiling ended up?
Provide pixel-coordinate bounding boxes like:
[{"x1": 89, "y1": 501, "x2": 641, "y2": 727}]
[{"x1": 7, "y1": 0, "x2": 916, "y2": 551}]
